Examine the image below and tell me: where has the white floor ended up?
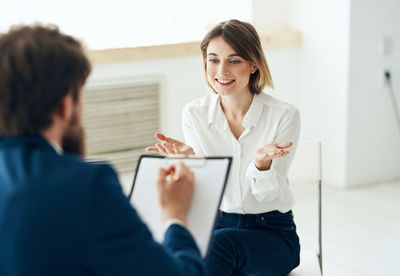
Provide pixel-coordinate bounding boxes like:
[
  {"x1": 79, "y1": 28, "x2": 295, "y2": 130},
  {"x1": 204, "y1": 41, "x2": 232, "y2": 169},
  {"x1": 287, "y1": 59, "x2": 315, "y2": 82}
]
[
  {"x1": 120, "y1": 174, "x2": 400, "y2": 276},
  {"x1": 291, "y1": 179, "x2": 400, "y2": 276}
]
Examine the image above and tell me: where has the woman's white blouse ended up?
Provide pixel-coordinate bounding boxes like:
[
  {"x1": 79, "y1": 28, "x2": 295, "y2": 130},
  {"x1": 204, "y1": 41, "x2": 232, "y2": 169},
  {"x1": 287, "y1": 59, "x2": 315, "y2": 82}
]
[{"x1": 182, "y1": 92, "x2": 300, "y2": 214}]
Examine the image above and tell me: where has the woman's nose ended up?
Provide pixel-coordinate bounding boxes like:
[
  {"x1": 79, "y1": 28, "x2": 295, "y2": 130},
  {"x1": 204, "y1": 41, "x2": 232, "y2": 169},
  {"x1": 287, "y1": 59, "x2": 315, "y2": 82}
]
[{"x1": 217, "y1": 62, "x2": 229, "y2": 75}]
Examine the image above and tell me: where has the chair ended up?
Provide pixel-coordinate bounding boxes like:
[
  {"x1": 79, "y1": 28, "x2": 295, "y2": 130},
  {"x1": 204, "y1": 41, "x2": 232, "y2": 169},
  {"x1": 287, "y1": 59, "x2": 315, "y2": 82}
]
[{"x1": 287, "y1": 141, "x2": 323, "y2": 276}]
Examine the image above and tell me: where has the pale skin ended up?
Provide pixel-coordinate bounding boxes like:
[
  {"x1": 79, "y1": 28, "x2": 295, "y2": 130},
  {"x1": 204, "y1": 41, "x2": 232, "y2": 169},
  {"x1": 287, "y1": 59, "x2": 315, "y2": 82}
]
[
  {"x1": 146, "y1": 36, "x2": 292, "y2": 171},
  {"x1": 156, "y1": 162, "x2": 195, "y2": 225},
  {"x1": 43, "y1": 89, "x2": 195, "y2": 226}
]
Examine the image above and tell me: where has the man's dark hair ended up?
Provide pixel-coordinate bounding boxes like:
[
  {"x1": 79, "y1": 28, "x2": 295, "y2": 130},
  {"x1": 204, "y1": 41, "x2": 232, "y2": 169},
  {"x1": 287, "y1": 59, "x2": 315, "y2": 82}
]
[{"x1": 0, "y1": 24, "x2": 91, "y2": 137}]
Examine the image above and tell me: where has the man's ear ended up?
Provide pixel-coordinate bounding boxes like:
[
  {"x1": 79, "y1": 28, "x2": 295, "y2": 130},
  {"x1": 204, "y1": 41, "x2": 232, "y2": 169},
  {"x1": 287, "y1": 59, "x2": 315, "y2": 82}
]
[{"x1": 55, "y1": 93, "x2": 74, "y2": 123}]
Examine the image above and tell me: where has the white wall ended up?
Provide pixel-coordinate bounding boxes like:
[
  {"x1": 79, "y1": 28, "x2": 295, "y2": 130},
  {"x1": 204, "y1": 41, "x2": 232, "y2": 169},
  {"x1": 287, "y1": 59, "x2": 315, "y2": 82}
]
[
  {"x1": 253, "y1": 0, "x2": 351, "y2": 187},
  {"x1": 346, "y1": 0, "x2": 400, "y2": 186},
  {"x1": 291, "y1": 0, "x2": 351, "y2": 188},
  {"x1": 252, "y1": 0, "x2": 291, "y2": 33}
]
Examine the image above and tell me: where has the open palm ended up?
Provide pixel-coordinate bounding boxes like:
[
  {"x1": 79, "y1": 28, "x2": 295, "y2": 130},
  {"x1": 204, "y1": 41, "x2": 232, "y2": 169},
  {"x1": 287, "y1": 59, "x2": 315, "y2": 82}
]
[
  {"x1": 145, "y1": 133, "x2": 194, "y2": 155},
  {"x1": 254, "y1": 141, "x2": 292, "y2": 170}
]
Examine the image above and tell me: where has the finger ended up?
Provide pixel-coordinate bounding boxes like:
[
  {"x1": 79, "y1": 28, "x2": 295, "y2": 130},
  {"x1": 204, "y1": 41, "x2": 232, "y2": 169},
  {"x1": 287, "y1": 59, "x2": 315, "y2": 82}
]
[
  {"x1": 166, "y1": 162, "x2": 176, "y2": 171},
  {"x1": 174, "y1": 162, "x2": 187, "y2": 178},
  {"x1": 172, "y1": 143, "x2": 180, "y2": 154},
  {"x1": 277, "y1": 149, "x2": 289, "y2": 155},
  {"x1": 158, "y1": 167, "x2": 167, "y2": 178},
  {"x1": 265, "y1": 151, "x2": 276, "y2": 157},
  {"x1": 156, "y1": 143, "x2": 167, "y2": 154},
  {"x1": 162, "y1": 142, "x2": 175, "y2": 154},
  {"x1": 276, "y1": 141, "x2": 293, "y2": 149},
  {"x1": 261, "y1": 143, "x2": 279, "y2": 152},
  {"x1": 157, "y1": 168, "x2": 167, "y2": 187},
  {"x1": 155, "y1": 132, "x2": 166, "y2": 141},
  {"x1": 164, "y1": 164, "x2": 179, "y2": 181},
  {"x1": 266, "y1": 150, "x2": 289, "y2": 159},
  {"x1": 145, "y1": 147, "x2": 160, "y2": 152},
  {"x1": 267, "y1": 149, "x2": 287, "y2": 159},
  {"x1": 276, "y1": 151, "x2": 284, "y2": 157},
  {"x1": 165, "y1": 163, "x2": 180, "y2": 182},
  {"x1": 155, "y1": 132, "x2": 178, "y2": 144}
]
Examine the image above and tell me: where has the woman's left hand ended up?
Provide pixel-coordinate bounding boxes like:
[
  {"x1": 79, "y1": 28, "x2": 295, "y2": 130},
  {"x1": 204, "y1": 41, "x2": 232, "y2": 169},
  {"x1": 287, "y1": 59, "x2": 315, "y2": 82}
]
[{"x1": 254, "y1": 141, "x2": 293, "y2": 171}]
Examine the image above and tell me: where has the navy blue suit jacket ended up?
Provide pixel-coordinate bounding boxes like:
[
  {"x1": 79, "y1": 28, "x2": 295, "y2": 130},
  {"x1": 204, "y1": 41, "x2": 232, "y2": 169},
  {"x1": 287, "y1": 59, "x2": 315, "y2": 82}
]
[{"x1": 0, "y1": 135, "x2": 206, "y2": 276}]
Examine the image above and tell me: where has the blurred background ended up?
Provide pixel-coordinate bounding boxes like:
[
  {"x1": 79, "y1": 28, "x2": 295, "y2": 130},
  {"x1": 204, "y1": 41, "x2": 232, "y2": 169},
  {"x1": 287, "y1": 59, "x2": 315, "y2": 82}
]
[{"x1": 2, "y1": 0, "x2": 399, "y2": 275}]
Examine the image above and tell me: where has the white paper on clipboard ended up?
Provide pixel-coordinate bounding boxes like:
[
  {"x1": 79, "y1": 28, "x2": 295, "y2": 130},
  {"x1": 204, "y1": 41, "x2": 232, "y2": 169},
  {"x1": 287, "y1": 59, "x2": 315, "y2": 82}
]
[{"x1": 129, "y1": 155, "x2": 232, "y2": 257}]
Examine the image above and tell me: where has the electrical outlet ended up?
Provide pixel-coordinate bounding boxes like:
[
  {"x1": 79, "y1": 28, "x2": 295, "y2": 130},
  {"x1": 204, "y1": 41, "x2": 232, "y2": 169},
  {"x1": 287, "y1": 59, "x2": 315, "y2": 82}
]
[{"x1": 379, "y1": 69, "x2": 391, "y2": 87}]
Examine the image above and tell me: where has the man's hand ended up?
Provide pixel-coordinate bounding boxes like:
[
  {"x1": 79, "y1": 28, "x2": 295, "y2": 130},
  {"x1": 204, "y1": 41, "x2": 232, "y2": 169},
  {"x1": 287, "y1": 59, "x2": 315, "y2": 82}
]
[
  {"x1": 254, "y1": 141, "x2": 293, "y2": 171},
  {"x1": 156, "y1": 162, "x2": 195, "y2": 225},
  {"x1": 145, "y1": 133, "x2": 194, "y2": 155}
]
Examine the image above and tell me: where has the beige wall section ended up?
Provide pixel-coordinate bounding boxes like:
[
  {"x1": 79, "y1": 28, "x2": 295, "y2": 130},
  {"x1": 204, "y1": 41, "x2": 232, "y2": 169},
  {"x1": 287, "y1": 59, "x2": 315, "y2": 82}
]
[{"x1": 87, "y1": 30, "x2": 302, "y2": 65}]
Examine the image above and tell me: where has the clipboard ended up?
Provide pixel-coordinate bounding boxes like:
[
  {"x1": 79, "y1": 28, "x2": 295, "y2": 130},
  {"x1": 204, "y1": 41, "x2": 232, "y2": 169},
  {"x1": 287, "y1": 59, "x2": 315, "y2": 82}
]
[{"x1": 129, "y1": 154, "x2": 232, "y2": 257}]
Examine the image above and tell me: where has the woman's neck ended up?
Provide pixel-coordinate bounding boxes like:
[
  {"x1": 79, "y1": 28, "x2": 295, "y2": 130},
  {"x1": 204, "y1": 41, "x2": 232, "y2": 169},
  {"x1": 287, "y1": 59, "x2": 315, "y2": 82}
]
[{"x1": 219, "y1": 91, "x2": 253, "y2": 122}]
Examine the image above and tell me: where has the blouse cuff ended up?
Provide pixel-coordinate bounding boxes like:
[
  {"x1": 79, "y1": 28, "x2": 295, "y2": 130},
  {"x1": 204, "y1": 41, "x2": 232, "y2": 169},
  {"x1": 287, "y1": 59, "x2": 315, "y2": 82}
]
[{"x1": 246, "y1": 161, "x2": 279, "y2": 202}]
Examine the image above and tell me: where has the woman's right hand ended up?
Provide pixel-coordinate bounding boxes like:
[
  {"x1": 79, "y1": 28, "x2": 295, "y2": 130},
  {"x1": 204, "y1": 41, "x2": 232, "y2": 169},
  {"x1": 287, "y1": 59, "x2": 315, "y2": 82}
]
[{"x1": 145, "y1": 133, "x2": 195, "y2": 155}]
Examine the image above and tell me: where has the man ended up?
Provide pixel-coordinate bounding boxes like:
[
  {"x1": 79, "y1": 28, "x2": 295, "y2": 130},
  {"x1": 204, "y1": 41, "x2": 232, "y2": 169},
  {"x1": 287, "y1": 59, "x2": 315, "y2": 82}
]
[{"x1": 0, "y1": 25, "x2": 206, "y2": 276}]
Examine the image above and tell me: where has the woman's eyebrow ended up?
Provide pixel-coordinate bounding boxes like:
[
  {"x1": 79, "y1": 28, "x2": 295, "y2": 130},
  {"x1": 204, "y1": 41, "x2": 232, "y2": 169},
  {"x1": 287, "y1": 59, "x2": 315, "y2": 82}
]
[{"x1": 207, "y1": 53, "x2": 240, "y2": 57}]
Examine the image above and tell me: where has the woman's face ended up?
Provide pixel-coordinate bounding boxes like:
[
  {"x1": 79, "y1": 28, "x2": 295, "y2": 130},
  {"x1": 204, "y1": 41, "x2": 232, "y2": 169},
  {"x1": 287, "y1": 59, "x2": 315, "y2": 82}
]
[{"x1": 206, "y1": 36, "x2": 257, "y2": 96}]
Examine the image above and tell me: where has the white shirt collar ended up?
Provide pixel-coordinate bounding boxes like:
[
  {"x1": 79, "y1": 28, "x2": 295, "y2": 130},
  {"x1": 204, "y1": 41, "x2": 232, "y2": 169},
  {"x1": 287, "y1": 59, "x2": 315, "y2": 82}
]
[
  {"x1": 47, "y1": 139, "x2": 64, "y2": 155},
  {"x1": 207, "y1": 93, "x2": 219, "y2": 127},
  {"x1": 207, "y1": 93, "x2": 264, "y2": 129},
  {"x1": 242, "y1": 93, "x2": 264, "y2": 129}
]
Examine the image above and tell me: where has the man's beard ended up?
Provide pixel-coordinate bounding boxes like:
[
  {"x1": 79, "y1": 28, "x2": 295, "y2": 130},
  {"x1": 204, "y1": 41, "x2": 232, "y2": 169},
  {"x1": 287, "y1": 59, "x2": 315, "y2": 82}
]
[{"x1": 62, "y1": 110, "x2": 85, "y2": 157}]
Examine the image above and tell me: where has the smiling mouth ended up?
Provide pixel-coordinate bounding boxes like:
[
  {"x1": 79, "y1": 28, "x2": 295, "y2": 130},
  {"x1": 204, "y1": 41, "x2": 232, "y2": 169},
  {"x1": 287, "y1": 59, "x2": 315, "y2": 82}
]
[{"x1": 216, "y1": 79, "x2": 235, "y2": 85}]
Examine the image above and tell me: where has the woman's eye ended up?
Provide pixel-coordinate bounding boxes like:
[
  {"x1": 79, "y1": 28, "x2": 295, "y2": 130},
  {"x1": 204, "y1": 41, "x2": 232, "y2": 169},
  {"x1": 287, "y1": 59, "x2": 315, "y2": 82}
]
[
  {"x1": 208, "y1": 59, "x2": 219, "y2": 63},
  {"x1": 230, "y1": 60, "x2": 240, "y2": 64}
]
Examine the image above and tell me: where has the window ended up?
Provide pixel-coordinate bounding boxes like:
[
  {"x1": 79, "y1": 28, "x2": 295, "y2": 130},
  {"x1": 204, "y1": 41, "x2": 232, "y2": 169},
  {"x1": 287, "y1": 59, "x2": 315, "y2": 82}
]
[{"x1": 1, "y1": 0, "x2": 252, "y2": 50}]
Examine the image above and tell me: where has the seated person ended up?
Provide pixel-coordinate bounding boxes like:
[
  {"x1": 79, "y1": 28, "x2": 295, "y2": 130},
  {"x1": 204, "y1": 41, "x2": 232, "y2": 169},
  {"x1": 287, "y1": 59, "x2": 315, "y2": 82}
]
[{"x1": 146, "y1": 19, "x2": 300, "y2": 276}]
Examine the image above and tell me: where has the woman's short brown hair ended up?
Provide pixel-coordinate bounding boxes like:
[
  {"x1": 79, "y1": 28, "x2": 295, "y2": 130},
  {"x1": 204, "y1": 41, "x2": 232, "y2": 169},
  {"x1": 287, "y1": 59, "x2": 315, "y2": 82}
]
[
  {"x1": 0, "y1": 24, "x2": 91, "y2": 137},
  {"x1": 200, "y1": 19, "x2": 273, "y2": 94}
]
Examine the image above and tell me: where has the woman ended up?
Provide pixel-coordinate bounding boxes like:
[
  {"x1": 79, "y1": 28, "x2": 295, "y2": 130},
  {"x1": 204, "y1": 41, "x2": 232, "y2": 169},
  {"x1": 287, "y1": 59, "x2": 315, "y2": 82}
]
[{"x1": 146, "y1": 19, "x2": 300, "y2": 276}]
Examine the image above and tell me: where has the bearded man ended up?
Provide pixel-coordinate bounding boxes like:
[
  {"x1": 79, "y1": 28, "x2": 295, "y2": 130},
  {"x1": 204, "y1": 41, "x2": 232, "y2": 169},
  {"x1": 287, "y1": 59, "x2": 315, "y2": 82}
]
[{"x1": 0, "y1": 25, "x2": 206, "y2": 276}]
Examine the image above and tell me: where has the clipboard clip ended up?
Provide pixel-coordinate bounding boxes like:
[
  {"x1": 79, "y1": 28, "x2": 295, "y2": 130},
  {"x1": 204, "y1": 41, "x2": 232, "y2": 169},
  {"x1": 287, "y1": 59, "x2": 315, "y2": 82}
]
[
  {"x1": 164, "y1": 154, "x2": 206, "y2": 168},
  {"x1": 165, "y1": 154, "x2": 205, "y2": 159}
]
